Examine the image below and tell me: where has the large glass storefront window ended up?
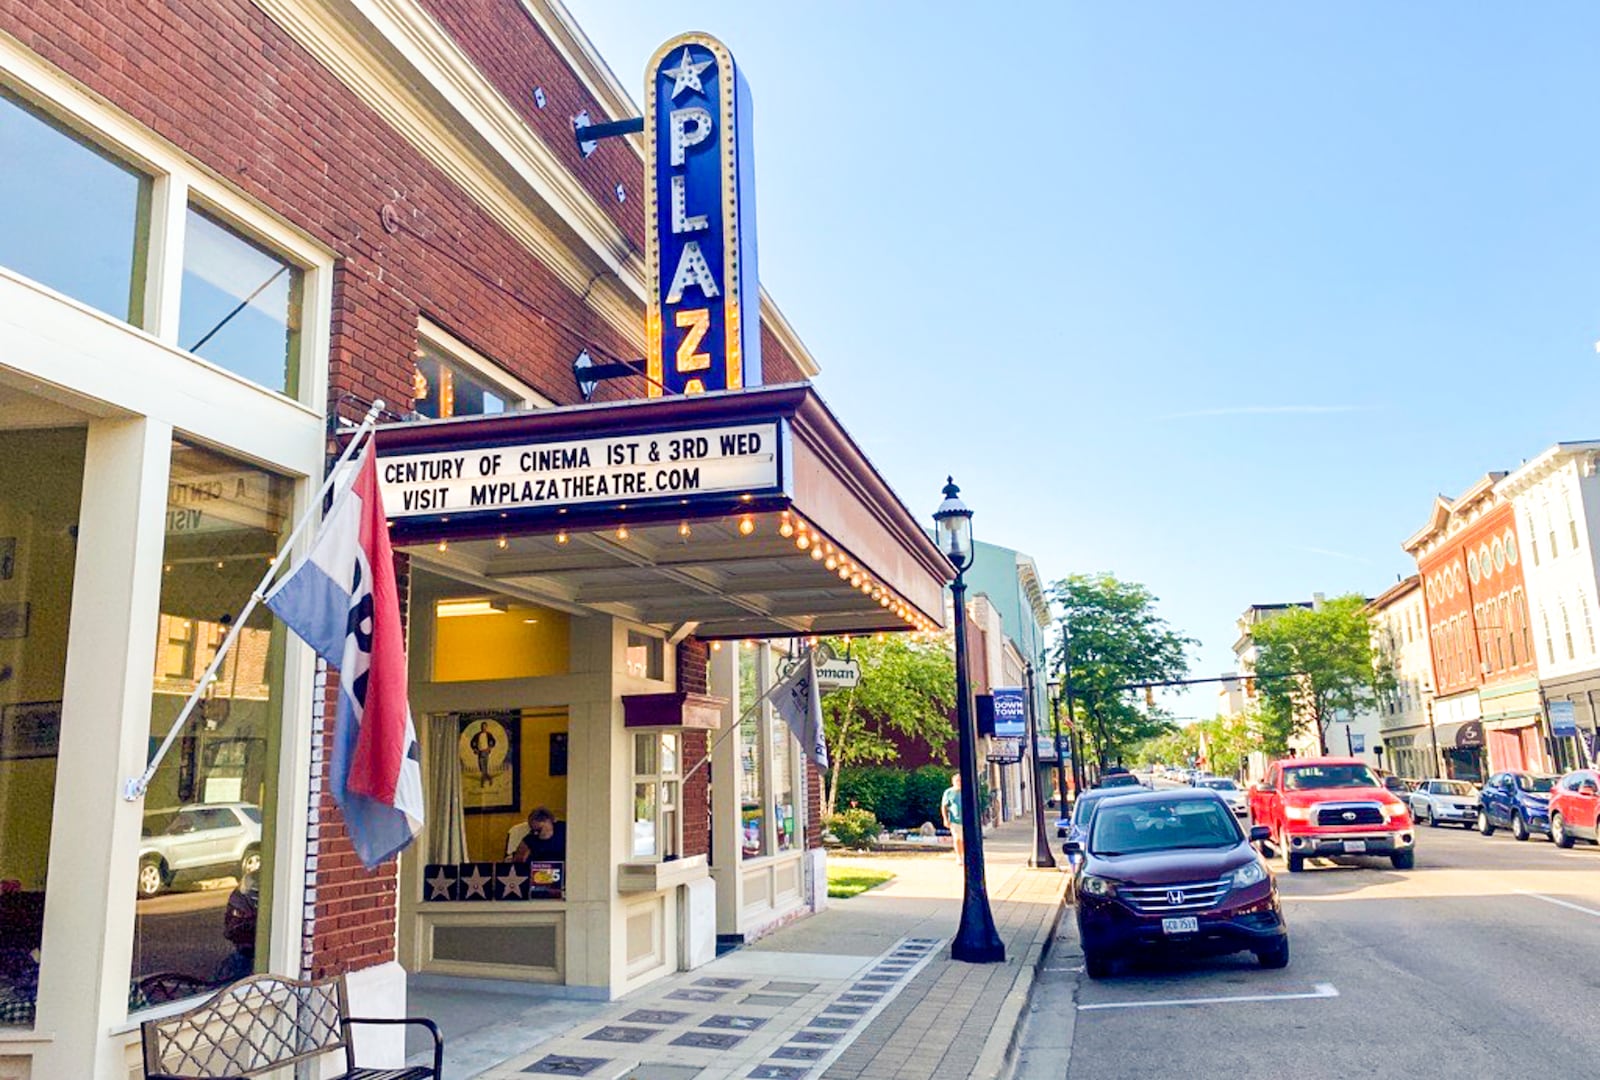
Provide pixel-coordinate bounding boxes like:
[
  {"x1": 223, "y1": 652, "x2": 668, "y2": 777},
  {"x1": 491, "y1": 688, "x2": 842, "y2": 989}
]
[
  {"x1": 739, "y1": 646, "x2": 767, "y2": 859},
  {"x1": 0, "y1": 429, "x2": 86, "y2": 1027},
  {"x1": 131, "y1": 440, "x2": 292, "y2": 1007},
  {"x1": 179, "y1": 205, "x2": 304, "y2": 397},
  {"x1": 0, "y1": 88, "x2": 151, "y2": 324}
]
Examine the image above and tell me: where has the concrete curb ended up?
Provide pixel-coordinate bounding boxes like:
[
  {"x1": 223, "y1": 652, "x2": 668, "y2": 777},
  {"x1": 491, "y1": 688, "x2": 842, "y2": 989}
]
[{"x1": 972, "y1": 872, "x2": 1070, "y2": 1079}]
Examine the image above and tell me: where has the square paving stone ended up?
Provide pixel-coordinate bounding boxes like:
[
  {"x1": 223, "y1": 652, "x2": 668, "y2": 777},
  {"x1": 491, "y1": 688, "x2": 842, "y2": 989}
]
[
  {"x1": 748, "y1": 1067, "x2": 808, "y2": 1080},
  {"x1": 670, "y1": 1030, "x2": 746, "y2": 1050},
  {"x1": 760, "y1": 980, "x2": 818, "y2": 994},
  {"x1": 523, "y1": 1054, "x2": 611, "y2": 1076},
  {"x1": 700, "y1": 1014, "x2": 767, "y2": 1031},
  {"x1": 808, "y1": 1015, "x2": 855, "y2": 1029},
  {"x1": 695, "y1": 976, "x2": 751, "y2": 989},
  {"x1": 819, "y1": 1003, "x2": 868, "y2": 1015},
  {"x1": 621, "y1": 1008, "x2": 691, "y2": 1025},
  {"x1": 583, "y1": 1025, "x2": 658, "y2": 1044},
  {"x1": 907, "y1": 937, "x2": 941, "y2": 944},
  {"x1": 769, "y1": 1045, "x2": 827, "y2": 1061},
  {"x1": 740, "y1": 993, "x2": 801, "y2": 1007},
  {"x1": 837, "y1": 992, "x2": 881, "y2": 1004},
  {"x1": 790, "y1": 1030, "x2": 842, "y2": 1044},
  {"x1": 667, "y1": 988, "x2": 726, "y2": 1002},
  {"x1": 625, "y1": 1067, "x2": 704, "y2": 1080}
]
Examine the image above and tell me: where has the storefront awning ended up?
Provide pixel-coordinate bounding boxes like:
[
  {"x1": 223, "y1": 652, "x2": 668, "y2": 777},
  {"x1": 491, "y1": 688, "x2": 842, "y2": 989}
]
[{"x1": 371, "y1": 384, "x2": 952, "y2": 639}]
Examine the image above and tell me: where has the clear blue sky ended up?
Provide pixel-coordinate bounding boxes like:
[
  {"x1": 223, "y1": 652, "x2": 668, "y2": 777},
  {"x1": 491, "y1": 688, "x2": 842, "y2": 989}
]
[{"x1": 570, "y1": 2, "x2": 1600, "y2": 719}]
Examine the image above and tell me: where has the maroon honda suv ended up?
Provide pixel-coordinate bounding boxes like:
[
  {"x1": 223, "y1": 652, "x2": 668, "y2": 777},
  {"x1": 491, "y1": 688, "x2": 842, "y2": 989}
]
[{"x1": 1066, "y1": 787, "x2": 1288, "y2": 978}]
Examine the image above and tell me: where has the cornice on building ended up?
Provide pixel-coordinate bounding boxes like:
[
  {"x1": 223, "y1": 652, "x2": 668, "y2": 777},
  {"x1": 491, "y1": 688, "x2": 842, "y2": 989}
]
[
  {"x1": 1494, "y1": 441, "x2": 1600, "y2": 501},
  {"x1": 1403, "y1": 473, "x2": 1509, "y2": 558}
]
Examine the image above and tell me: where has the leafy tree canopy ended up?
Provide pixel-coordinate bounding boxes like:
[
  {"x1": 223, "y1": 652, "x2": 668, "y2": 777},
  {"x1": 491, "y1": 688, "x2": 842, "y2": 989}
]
[
  {"x1": 817, "y1": 635, "x2": 955, "y2": 817},
  {"x1": 1050, "y1": 573, "x2": 1195, "y2": 766},
  {"x1": 1249, "y1": 595, "x2": 1392, "y2": 755}
]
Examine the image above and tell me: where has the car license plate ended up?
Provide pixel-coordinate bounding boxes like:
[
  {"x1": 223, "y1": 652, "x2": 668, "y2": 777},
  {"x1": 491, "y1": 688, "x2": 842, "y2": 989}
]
[
  {"x1": 1161, "y1": 917, "x2": 1198, "y2": 935},
  {"x1": 1342, "y1": 840, "x2": 1366, "y2": 853}
]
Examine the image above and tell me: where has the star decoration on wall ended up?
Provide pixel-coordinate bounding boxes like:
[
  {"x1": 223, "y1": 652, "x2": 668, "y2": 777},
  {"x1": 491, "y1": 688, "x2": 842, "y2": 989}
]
[
  {"x1": 663, "y1": 47, "x2": 712, "y2": 100},
  {"x1": 497, "y1": 865, "x2": 526, "y2": 899},
  {"x1": 461, "y1": 866, "x2": 491, "y2": 899},
  {"x1": 425, "y1": 866, "x2": 455, "y2": 900}
]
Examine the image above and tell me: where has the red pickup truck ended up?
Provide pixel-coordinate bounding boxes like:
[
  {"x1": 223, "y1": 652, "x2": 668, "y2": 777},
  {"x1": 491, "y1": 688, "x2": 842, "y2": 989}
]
[{"x1": 1249, "y1": 756, "x2": 1415, "y2": 873}]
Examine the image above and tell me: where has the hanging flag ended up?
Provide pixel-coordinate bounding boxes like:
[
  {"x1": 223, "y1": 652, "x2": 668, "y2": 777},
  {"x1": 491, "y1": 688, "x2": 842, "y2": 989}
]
[
  {"x1": 772, "y1": 654, "x2": 829, "y2": 770},
  {"x1": 265, "y1": 441, "x2": 424, "y2": 869}
]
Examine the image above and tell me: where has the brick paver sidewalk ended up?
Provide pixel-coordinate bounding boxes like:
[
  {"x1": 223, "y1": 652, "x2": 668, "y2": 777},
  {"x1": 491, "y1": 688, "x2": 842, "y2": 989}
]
[{"x1": 818, "y1": 824, "x2": 1068, "y2": 1080}]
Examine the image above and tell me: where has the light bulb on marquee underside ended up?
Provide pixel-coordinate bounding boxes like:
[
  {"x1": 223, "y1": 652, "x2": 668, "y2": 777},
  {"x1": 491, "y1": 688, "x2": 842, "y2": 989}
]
[
  {"x1": 496, "y1": 536, "x2": 509, "y2": 550},
  {"x1": 838, "y1": 565, "x2": 851, "y2": 580},
  {"x1": 738, "y1": 515, "x2": 755, "y2": 536},
  {"x1": 796, "y1": 534, "x2": 811, "y2": 550},
  {"x1": 825, "y1": 556, "x2": 838, "y2": 570},
  {"x1": 679, "y1": 521, "x2": 692, "y2": 537},
  {"x1": 555, "y1": 530, "x2": 570, "y2": 545},
  {"x1": 810, "y1": 545, "x2": 824, "y2": 561},
  {"x1": 437, "y1": 540, "x2": 448, "y2": 553},
  {"x1": 779, "y1": 520, "x2": 795, "y2": 538},
  {"x1": 616, "y1": 525, "x2": 630, "y2": 540}
]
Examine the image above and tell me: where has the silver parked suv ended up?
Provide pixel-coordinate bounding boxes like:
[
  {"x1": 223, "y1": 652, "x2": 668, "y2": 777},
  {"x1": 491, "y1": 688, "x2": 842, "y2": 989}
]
[{"x1": 138, "y1": 803, "x2": 262, "y2": 897}]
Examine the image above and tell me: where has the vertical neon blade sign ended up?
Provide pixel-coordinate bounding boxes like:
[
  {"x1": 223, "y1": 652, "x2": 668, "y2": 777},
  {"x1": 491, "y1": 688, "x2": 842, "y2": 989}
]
[{"x1": 646, "y1": 33, "x2": 761, "y2": 396}]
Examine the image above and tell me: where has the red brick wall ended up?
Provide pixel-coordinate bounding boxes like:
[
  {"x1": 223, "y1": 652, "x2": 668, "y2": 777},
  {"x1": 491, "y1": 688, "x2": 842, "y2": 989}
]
[
  {"x1": 2, "y1": 0, "x2": 816, "y2": 979},
  {"x1": 682, "y1": 729, "x2": 709, "y2": 859},
  {"x1": 805, "y1": 759, "x2": 823, "y2": 848}
]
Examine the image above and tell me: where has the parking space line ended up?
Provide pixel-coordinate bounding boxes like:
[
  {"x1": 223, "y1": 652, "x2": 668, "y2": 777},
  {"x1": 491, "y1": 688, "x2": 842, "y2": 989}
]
[
  {"x1": 1077, "y1": 983, "x2": 1338, "y2": 1011},
  {"x1": 1515, "y1": 889, "x2": 1600, "y2": 918}
]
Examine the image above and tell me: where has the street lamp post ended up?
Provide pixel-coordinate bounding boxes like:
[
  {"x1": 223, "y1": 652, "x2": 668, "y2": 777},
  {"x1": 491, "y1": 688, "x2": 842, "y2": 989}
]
[
  {"x1": 934, "y1": 478, "x2": 1006, "y2": 964},
  {"x1": 1046, "y1": 678, "x2": 1069, "y2": 809},
  {"x1": 1023, "y1": 660, "x2": 1055, "y2": 869}
]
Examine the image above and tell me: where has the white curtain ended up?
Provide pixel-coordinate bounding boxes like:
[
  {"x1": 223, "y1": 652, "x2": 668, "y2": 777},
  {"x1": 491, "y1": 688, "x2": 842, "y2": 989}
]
[{"x1": 425, "y1": 714, "x2": 468, "y2": 865}]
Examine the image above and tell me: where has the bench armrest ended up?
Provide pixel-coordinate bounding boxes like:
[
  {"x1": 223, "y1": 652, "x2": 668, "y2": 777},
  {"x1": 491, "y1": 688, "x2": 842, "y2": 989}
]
[{"x1": 344, "y1": 1016, "x2": 443, "y2": 1078}]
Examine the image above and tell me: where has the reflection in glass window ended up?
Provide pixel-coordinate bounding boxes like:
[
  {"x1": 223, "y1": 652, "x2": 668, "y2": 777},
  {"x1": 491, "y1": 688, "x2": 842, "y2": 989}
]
[
  {"x1": 179, "y1": 206, "x2": 303, "y2": 396},
  {"x1": 412, "y1": 345, "x2": 512, "y2": 419},
  {"x1": 0, "y1": 88, "x2": 150, "y2": 323},
  {"x1": 0, "y1": 429, "x2": 86, "y2": 1027},
  {"x1": 739, "y1": 646, "x2": 767, "y2": 859},
  {"x1": 771, "y1": 688, "x2": 796, "y2": 852},
  {"x1": 132, "y1": 440, "x2": 292, "y2": 1009},
  {"x1": 630, "y1": 732, "x2": 680, "y2": 861}
]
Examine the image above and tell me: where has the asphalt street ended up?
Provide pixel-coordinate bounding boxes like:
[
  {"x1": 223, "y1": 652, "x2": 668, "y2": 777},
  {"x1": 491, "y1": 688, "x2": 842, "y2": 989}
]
[{"x1": 1013, "y1": 790, "x2": 1600, "y2": 1079}]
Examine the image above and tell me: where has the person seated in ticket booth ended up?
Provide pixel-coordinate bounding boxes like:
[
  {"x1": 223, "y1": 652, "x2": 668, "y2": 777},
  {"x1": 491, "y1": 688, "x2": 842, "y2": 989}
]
[{"x1": 509, "y1": 806, "x2": 567, "y2": 863}]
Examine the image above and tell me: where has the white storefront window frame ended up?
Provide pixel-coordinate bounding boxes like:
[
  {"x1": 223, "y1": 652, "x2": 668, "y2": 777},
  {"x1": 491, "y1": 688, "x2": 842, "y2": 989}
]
[{"x1": 0, "y1": 36, "x2": 332, "y2": 1073}]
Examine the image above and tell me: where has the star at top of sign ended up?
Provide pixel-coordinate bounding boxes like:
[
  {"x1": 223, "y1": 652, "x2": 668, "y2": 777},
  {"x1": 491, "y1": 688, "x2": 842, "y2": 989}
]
[{"x1": 663, "y1": 47, "x2": 713, "y2": 99}]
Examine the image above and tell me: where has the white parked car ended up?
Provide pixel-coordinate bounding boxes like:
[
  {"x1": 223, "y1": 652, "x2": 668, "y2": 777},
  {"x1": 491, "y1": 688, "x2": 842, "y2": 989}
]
[
  {"x1": 138, "y1": 803, "x2": 262, "y2": 897},
  {"x1": 1408, "y1": 779, "x2": 1480, "y2": 828},
  {"x1": 1196, "y1": 777, "x2": 1248, "y2": 816}
]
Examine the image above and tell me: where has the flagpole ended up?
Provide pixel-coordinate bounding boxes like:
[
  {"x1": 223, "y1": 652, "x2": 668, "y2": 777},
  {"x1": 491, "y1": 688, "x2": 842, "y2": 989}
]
[
  {"x1": 680, "y1": 655, "x2": 802, "y2": 785},
  {"x1": 122, "y1": 401, "x2": 387, "y2": 802}
]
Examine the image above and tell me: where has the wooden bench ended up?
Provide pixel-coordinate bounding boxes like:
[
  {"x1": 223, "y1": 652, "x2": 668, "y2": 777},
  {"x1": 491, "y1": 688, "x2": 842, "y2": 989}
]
[{"x1": 140, "y1": 972, "x2": 442, "y2": 1079}]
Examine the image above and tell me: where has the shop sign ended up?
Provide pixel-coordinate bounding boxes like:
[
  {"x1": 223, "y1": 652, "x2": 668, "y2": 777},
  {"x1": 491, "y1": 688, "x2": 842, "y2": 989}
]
[
  {"x1": 377, "y1": 420, "x2": 780, "y2": 519},
  {"x1": 1035, "y1": 735, "x2": 1058, "y2": 762},
  {"x1": 1456, "y1": 720, "x2": 1484, "y2": 749},
  {"x1": 987, "y1": 736, "x2": 1022, "y2": 765},
  {"x1": 1550, "y1": 700, "x2": 1578, "y2": 738},
  {"x1": 992, "y1": 687, "x2": 1026, "y2": 738},
  {"x1": 645, "y1": 33, "x2": 760, "y2": 396},
  {"x1": 777, "y1": 643, "x2": 860, "y2": 691}
]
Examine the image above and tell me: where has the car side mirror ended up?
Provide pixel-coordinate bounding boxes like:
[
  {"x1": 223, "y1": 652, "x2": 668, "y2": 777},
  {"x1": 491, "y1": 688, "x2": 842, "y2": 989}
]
[
  {"x1": 1249, "y1": 825, "x2": 1270, "y2": 843},
  {"x1": 1062, "y1": 840, "x2": 1082, "y2": 857}
]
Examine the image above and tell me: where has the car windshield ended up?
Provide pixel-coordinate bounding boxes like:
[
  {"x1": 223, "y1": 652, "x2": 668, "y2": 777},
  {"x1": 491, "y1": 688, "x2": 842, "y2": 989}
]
[
  {"x1": 1090, "y1": 799, "x2": 1242, "y2": 855},
  {"x1": 1072, "y1": 794, "x2": 1113, "y2": 825},
  {"x1": 1436, "y1": 781, "x2": 1474, "y2": 796},
  {"x1": 1283, "y1": 764, "x2": 1380, "y2": 790},
  {"x1": 1516, "y1": 775, "x2": 1558, "y2": 793},
  {"x1": 1200, "y1": 779, "x2": 1238, "y2": 791}
]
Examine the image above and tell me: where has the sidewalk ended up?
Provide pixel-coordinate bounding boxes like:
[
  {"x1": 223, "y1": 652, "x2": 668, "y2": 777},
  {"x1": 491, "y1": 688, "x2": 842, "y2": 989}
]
[{"x1": 458, "y1": 816, "x2": 1067, "y2": 1080}]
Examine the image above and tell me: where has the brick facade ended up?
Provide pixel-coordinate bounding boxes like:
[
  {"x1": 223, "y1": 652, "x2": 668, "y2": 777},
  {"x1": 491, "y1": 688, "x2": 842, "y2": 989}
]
[{"x1": 2, "y1": 0, "x2": 815, "y2": 984}]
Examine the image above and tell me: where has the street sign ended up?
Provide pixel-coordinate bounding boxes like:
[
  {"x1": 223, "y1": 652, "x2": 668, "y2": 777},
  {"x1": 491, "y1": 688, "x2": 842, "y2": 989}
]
[
  {"x1": 992, "y1": 687, "x2": 1026, "y2": 738},
  {"x1": 1550, "y1": 700, "x2": 1578, "y2": 738}
]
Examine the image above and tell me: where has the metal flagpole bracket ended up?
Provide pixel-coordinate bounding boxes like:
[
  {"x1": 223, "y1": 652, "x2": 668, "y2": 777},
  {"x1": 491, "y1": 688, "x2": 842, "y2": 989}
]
[
  {"x1": 571, "y1": 110, "x2": 643, "y2": 157},
  {"x1": 120, "y1": 399, "x2": 386, "y2": 802}
]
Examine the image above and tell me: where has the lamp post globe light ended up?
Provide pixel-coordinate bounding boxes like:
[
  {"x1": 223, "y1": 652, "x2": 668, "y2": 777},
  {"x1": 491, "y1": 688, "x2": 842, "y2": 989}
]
[{"x1": 933, "y1": 478, "x2": 1006, "y2": 964}]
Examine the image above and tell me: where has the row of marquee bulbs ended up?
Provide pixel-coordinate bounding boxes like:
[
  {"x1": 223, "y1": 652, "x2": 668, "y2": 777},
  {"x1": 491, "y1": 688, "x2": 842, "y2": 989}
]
[{"x1": 431, "y1": 509, "x2": 935, "y2": 633}]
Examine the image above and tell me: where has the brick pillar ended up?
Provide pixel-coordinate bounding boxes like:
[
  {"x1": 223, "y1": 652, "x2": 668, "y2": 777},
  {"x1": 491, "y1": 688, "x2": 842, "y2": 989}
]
[{"x1": 679, "y1": 638, "x2": 712, "y2": 858}]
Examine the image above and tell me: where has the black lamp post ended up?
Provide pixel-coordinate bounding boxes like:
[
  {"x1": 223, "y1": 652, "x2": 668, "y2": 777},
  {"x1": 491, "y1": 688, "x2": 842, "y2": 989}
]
[
  {"x1": 1047, "y1": 677, "x2": 1069, "y2": 808},
  {"x1": 1023, "y1": 660, "x2": 1056, "y2": 869},
  {"x1": 934, "y1": 478, "x2": 1005, "y2": 964}
]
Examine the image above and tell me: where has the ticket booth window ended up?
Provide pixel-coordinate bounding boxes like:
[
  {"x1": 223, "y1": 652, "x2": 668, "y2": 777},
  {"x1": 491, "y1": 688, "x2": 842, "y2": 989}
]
[{"x1": 632, "y1": 732, "x2": 681, "y2": 861}]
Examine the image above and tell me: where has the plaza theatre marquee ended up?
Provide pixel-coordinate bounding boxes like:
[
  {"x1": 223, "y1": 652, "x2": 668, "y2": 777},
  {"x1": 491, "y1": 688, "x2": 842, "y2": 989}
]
[{"x1": 371, "y1": 385, "x2": 951, "y2": 642}]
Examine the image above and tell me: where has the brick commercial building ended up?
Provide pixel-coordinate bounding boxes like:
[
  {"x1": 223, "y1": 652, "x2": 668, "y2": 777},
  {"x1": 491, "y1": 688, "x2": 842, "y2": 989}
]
[{"x1": 0, "y1": 3, "x2": 949, "y2": 1076}]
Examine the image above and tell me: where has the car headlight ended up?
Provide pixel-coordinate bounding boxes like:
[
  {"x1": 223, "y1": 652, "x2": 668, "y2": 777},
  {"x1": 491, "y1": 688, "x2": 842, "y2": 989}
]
[
  {"x1": 1079, "y1": 874, "x2": 1117, "y2": 898},
  {"x1": 1231, "y1": 860, "x2": 1267, "y2": 889},
  {"x1": 1283, "y1": 805, "x2": 1312, "y2": 821}
]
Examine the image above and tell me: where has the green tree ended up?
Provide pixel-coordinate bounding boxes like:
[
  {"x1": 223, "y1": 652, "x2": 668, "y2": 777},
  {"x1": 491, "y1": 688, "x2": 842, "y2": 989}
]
[
  {"x1": 1051, "y1": 574, "x2": 1195, "y2": 769},
  {"x1": 1196, "y1": 711, "x2": 1257, "y2": 777},
  {"x1": 820, "y1": 635, "x2": 956, "y2": 818},
  {"x1": 1249, "y1": 595, "x2": 1392, "y2": 755}
]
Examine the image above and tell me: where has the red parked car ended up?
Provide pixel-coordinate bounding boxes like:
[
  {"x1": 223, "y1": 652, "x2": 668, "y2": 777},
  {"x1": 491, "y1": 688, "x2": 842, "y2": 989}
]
[
  {"x1": 1547, "y1": 769, "x2": 1600, "y2": 848},
  {"x1": 1248, "y1": 756, "x2": 1415, "y2": 872}
]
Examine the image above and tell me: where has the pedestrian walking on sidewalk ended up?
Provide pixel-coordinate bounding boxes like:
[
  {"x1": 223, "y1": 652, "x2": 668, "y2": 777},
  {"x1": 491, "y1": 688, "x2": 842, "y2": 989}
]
[{"x1": 940, "y1": 773, "x2": 963, "y2": 860}]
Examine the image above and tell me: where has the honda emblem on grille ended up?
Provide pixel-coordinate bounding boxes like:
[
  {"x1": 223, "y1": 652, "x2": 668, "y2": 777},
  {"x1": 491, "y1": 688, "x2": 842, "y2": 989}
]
[
  {"x1": 1341, "y1": 811, "x2": 1357, "y2": 821},
  {"x1": 1166, "y1": 889, "x2": 1185, "y2": 905}
]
